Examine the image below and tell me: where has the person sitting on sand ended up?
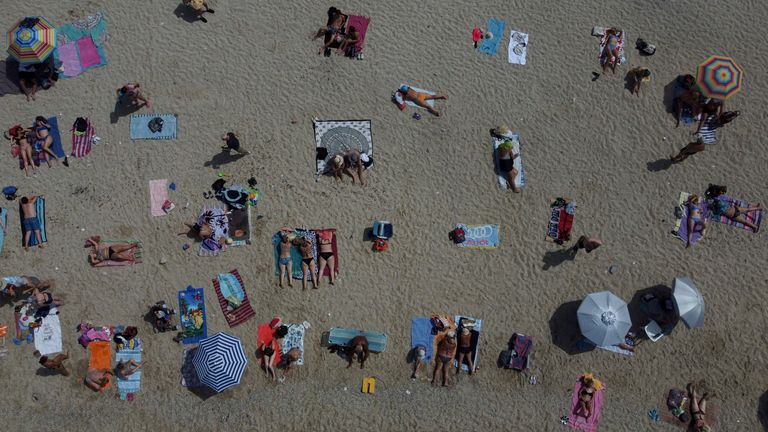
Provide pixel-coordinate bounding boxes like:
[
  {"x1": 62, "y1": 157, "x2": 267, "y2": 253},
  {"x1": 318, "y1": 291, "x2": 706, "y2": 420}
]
[
  {"x1": 84, "y1": 368, "x2": 113, "y2": 392},
  {"x1": 115, "y1": 359, "x2": 146, "y2": 379},
  {"x1": 338, "y1": 26, "x2": 360, "y2": 57},
  {"x1": 688, "y1": 382, "x2": 714, "y2": 432},
  {"x1": 572, "y1": 235, "x2": 603, "y2": 253},
  {"x1": 675, "y1": 75, "x2": 703, "y2": 127},
  {"x1": 33, "y1": 116, "x2": 57, "y2": 167},
  {"x1": 283, "y1": 347, "x2": 302, "y2": 374},
  {"x1": 179, "y1": 220, "x2": 213, "y2": 240},
  {"x1": 398, "y1": 85, "x2": 447, "y2": 116},
  {"x1": 411, "y1": 345, "x2": 427, "y2": 379},
  {"x1": 183, "y1": 0, "x2": 215, "y2": 23},
  {"x1": 18, "y1": 63, "x2": 38, "y2": 102},
  {"x1": 277, "y1": 233, "x2": 294, "y2": 288},
  {"x1": 432, "y1": 332, "x2": 456, "y2": 386},
  {"x1": 706, "y1": 189, "x2": 761, "y2": 233},
  {"x1": 116, "y1": 83, "x2": 150, "y2": 109},
  {"x1": 456, "y1": 327, "x2": 474, "y2": 375},
  {"x1": 293, "y1": 236, "x2": 318, "y2": 290},
  {"x1": 347, "y1": 335, "x2": 369, "y2": 369},
  {"x1": 316, "y1": 231, "x2": 336, "y2": 286},
  {"x1": 39, "y1": 351, "x2": 70, "y2": 376},
  {"x1": 2, "y1": 276, "x2": 52, "y2": 301},
  {"x1": 601, "y1": 27, "x2": 623, "y2": 74},
  {"x1": 21, "y1": 196, "x2": 43, "y2": 251},
  {"x1": 85, "y1": 236, "x2": 141, "y2": 265},
  {"x1": 685, "y1": 194, "x2": 707, "y2": 248},
  {"x1": 627, "y1": 67, "x2": 651, "y2": 96},
  {"x1": 330, "y1": 149, "x2": 369, "y2": 186},
  {"x1": 315, "y1": 7, "x2": 347, "y2": 44},
  {"x1": 497, "y1": 138, "x2": 521, "y2": 193}
]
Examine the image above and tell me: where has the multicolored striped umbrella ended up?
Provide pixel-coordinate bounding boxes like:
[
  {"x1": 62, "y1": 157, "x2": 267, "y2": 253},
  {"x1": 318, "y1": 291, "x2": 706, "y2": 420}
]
[
  {"x1": 7, "y1": 17, "x2": 56, "y2": 65},
  {"x1": 192, "y1": 332, "x2": 248, "y2": 392},
  {"x1": 697, "y1": 55, "x2": 743, "y2": 100}
]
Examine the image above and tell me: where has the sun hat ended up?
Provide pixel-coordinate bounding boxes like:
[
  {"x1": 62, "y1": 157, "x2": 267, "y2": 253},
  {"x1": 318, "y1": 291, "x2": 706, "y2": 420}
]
[
  {"x1": 498, "y1": 140, "x2": 514, "y2": 151},
  {"x1": 494, "y1": 125, "x2": 511, "y2": 136},
  {"x1": 416, "y1": 347, "x2": 426, "y2": 358},
  {"x1": 446, "y1": 331, "x2": 456, "y2": 338},
  {"x1": 485, "y1": 31, "x2": 494, "y2": 40},
  {"x1": 333, "y1": 155, "x2": 344, "y2": 167}
]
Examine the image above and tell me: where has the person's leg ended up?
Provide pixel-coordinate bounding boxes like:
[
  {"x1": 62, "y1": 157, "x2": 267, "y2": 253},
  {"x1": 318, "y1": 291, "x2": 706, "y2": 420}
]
[
  {"x1": 431, "y1": 361, "x2": 440, "y2": 385},
  {"x1": 455, "y1": 352, "x2": 464, "y2": 374},
  {"x1": 24, "y1": 229, "x2": 32, "y2": 250},
  {"x1": 424, "y1": 95, "x2": 448, "y2": 101},
  {"x1": 413, "y1": 98, "x2": 440, "y2": 116},
  {"x1": 286, "y1": 261, "x2": 293, "y2": 287},
  {"x1": 441, "y1": 362, "x2": 450, "y2": 386},
  {"x1": 731, "y1": 215, "x2": 759, "y2": 232},
  {"x1": 327, "y1": 255, "x2": 336, "y2": 284},
  {"x1": 301, "y1": 262, "x2": 309, "y2": 290},
  {"x1": 671, "y1": 141, "x2": 704, "y2": 163},
  {"x1": 309, "y1": 260, "x2": 318, "y2": 288},
  {"x1": 278, "y1": 263, "x2": 286, "y2": 287},
  {"x1": 42, "y1": 138, "x2": 58, "y2": 161},
  {"x1": 20, "y1": 79, "x2": 32, "y2": 101},
  {"x1": 20, "y1": 149, "x2": 31, "y2": 175},
  {"x1": 465, "y1": 352, "x2": 474, "y2": 375},
  {"x1": 506, "y1": 168, "x2": 521, "y2": 192},
  {"x1": 317, "y1": 257, "x2": 327, "y2": 287},
  {"x1": 30, "y1": 82, "x2": 38, "y2": 100}
]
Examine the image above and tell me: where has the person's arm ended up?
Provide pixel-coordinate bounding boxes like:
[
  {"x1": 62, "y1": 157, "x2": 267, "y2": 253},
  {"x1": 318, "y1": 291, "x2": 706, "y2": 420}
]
[
  {"x1": 363, "y1": 345, "x2": 369, "y2": 362},
  {"x1": 357, "y1": 162, "x2": 364, "y2": 185}
]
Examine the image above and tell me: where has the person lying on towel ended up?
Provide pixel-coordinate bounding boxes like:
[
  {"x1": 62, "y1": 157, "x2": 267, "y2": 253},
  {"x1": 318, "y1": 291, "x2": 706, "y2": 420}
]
[
  {"x1": 600, "y1": 27, "x2": 623, "y2": 74},
  {"x1": 396, "y1": 85, "x2": 448, "y2": 116},
  {"x1": 86, "y1": 236, "x2": 140, "y2": 265},
  {"x1": 316, "y1": 231, "x2": 336, "y2": 286}
]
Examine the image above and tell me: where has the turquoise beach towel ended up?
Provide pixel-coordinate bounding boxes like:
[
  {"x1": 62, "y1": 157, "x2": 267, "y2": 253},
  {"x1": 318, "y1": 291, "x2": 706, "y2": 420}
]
[
  {"x1": 54, "y1": 11, "x2": 108, "y2": 78},
  {"x1": 456, "y1": 223, "x2": 499, "y2": 249},
  {"x1": 327, "y1": 327, "x2": 388, "y2": 353},
  {"x1": 116, "y1": 348, "x2": 142, "y2": 399},
  {"x1": 272, "y1": 229, "x2": 317, "y2": 280},
  {"x1": 217, "y1": 272, "x2": 245, "y2": 302},
  {"x1": 479, "y1": 18, "x2": 506, "y2": 55},
  {"x1": 130, "y1": 114, "x2": 177, "y2": 140},
  {"x1": 0, "y1": 208, "x2": 6, "y2": 253}
]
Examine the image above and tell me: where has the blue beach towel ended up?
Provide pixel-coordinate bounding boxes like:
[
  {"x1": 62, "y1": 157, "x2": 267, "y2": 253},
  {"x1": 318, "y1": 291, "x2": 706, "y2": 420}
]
[
  {"x1": 411, "y1": 317, "x2": 434, "y2": 363},
  {"x1": 479, "y1": 18, "x2": 506, "y2": 55},
  {"x1": 130, "y1": 113, "x2": 177, "y2": 140},
  {"x1": 116, "y1": 347, "x2": 142, "y2": 399},
  {"x1": 0, "y1": 208, "x2": 6, "y2": 253},
  {"x1": 20, "y1": 196, "x2": 46, "y2": 247},
  {"x1": 272, "y1": 230, "x2": 318, "y2": 280},
  {"x1": 454, "y1": 315, "x2": 482, "y2": 372},
  {"x1": 47, "y1": 117, "x2": 66, "y2": 158},
  {"x1": 327, "y1": 327, "x2": 388, "y2": 353},
  {"x1": 177, "y1": 286, "x2": 207, "y2": 345},
  {"x1": 456, "y1": 223, "x2": 499, "y2": 249}
]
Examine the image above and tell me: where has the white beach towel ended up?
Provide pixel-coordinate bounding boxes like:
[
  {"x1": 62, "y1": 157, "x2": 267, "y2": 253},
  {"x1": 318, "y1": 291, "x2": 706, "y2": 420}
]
[
  {"x1": 597, "y1": 344, "x2": 635, "y2": 357},
  {"x1": 507, "y1": 31, "x2": 529, "y2": 65},
  {"x1": 400, "y1": 84, "x2": 435, "y2": 108},
  {"x1": 493, "y1": 132, "x2": 525, "y2": 189},
  {"x1": 34, "y1": 311, "x2": 62, "y2": 355}
]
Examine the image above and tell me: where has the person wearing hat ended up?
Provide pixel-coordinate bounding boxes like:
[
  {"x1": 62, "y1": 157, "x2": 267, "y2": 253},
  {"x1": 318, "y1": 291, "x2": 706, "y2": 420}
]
[
  {"x1": 397, "y1": 85, "x2": 447, "y2": 117},
  {"x1": 347, "y1": 335, "x2": 369, "y2": 369},
  {"x1": 456, "y1": 327, "x2": 475, "y2": 375},
  {"x1": 411, "y1": 344, "x2": 428, "y2": 379},
  {"x1": 494, "y1": 127, "x2": 522, "y2": 193},
  {"x1": 432, "y1": 332, "x2": 457, "y2": 386},
  {"x1": 182, "y1": 0, "x2": 215, "y2": 23},
  {"x1": 330, "y1": 149, "x2": 368, "y2": 187}
]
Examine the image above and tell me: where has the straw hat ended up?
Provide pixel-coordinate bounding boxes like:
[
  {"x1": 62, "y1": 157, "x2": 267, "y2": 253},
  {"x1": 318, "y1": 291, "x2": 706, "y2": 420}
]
[
  {"x1": 333, "y1": 155, "x2": 344, "y2": 167},
  {"x1": 494, "y1": 125, "x2": 511, "y2": 136}
]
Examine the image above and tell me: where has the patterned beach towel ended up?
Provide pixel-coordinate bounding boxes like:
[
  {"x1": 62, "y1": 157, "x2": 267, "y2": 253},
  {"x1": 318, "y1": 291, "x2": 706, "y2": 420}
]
[
  {"x1": 545, "y1": 197, "x2": 576, "y2": 243},
  {"x1": 492, "y1": 131, "x2": 525, "y2": 189},
  {"x1": 130, "y1": 113, "x2": 177, "y2": 140},
  {"x1": 213, "y1": 270, "x2": 255, "y2": 328},
  {"x1": 71, "y1": 117, "x2": 95, "y2": 157},
  {"x1": 479, "y1": 18, "x2": 506, "y2": 55},
  {"x1": 456, "y1": 224, "x2": 500, "y2": 249},
  {"x1": 313, "y1": 119, "x2": 373, "y2": 177},
  {"x1": 454, "y1": 315, "x2": 482, "y2": 372},
  {"x1": 281, "y1": 322, "x2": 309, "y2": 366},
  {"x1": 116, "y1": 347, "x2": 142, "y2": 400},
  {"x1": 507, "y1": 30, "x2": 529, "y2": 64},
  {"x1": 198, "y1": 206, "x2": 229, "y2": 256},
  {"x1": 178, "y1": 286, "x2": 207, "y2": 345},
  {"x1": 598, "y1": 28, "x2": 626, "y2": 66},
  {"x1": 708, "y1": 196, "x2": 762, "y2": 232},
  {"x1": 55, "y1": 11, "x2": 108, "y2": 78},
  {"x1": 34, "y1": 310, "x2": 62, "y2": 355}
]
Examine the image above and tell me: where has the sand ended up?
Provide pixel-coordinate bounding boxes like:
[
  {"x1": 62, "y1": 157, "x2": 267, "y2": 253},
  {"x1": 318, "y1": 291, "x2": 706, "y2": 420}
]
[{"x1": 1, "y1": 0, "x2": 767, "y2": 430}]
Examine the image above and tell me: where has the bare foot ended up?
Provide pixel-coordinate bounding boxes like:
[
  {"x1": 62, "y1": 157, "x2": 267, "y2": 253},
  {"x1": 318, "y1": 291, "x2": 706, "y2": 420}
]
[
  {"x1": 512, "y1": 186, "x2": 522, "y2": 193},
  {"x1": 24, "y1": 246, "x2": 29, "y2": 251}
]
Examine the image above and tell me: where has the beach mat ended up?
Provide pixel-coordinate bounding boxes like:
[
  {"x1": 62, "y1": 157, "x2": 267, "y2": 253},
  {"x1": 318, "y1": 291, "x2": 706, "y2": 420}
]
[
  {"x1": 479, "y1": 18, "x2": 506, "y2": 55},
  {"x1": 454, "y1": 315, "x2": 482, "y2": 372},
  {"x1": 708, "y1": 195, "x2": 762, "y2": 232},
  {"x1": 258, "y1": 323, "x2": 282, "y2": 365},
  {"x1": 0, "y1": 208, "x2": 6, "y2": 253},
  {"x1": 55, "y1": 11, "x2": 108, "y2": 78},
  {"x1": 596, "y1": 343, "x2": 634, "y2": 357},
  {"x1": 116, "y1": 347, "x2": 142, "y2": 400},
  {"x1": 227, "y1": 206, "x2": 251, "y2": 246},
  {"x1": 456, "y1": 224, "x2": 499, "y2": 249},
  {"x1": 177, "y1": 286, "x2": 207, "y2": 345},
  {"x1": 46, "y1": 117, "x2": 66, "y2": 159},
  {"x1": 399, "y1": 84, "x2": 436, "y2": 108},
  {"x1": 347, "y1": 15, "x2": 370, "y2": 53},
  {"x1": 90, "y1": 239, "x2": 143, "y2": 267},
  {"x1": 545, "y1": 197, "x2": 575, "y2": 243},
  {"x1": 272, "y1": 229, "x2": 318, "y2": 280},
  {"x1": 130, "y1": 113, "x2": 177, "y2": 140},
  {"x1": 313, "y1": 119, "x2": 373, "y2": 177},
  {"x1": 149, "y1": 179, "x2": 168, "y2": 217},
  {"x1": 34, "y1": 310, "x2": 62, "y2": 355},
  {"x1": 598, "y1": 27, "x2": 626, "y2": 66},
  {"x1": 88, "y1": 341, "x2": 112, "y2": 388},
  {"x1": 569, "y1": 376, "x2": 605, "y2": 431},
  {"x1": 314, "y1": 228, "x2": 339, "y2": 276},
  {"x1": 180, "y1": 348, "x2": 202, "y2": 387},
  {"x1": 674, "y1": 192, "x2": 704, "y2": 246},
  {"x1": 282, "y1": 322, "x2": 309, "y2": 366},
  {"x1": 198, "y1": 206, "x2": 229, "y2": 256},
  {"x1": 213, "y1": 269, "x2": 255, "y2": 328},
  {"x1": 327, "y1": 328, "x2": 387, "y2": 353},
  {"x1": 411, "y1": 317, "x2": 434, "y2": 363},
  {"x1": 507, "y1": 30, "x2": 529, "y2": 64},
  {"x1": 492, "y1": 131, "x2": 525, "y2": 189},
  {"x1": 71, "y1": 117, "x2": 95, "y2": 158},
  {"x1": 20, "y1": 196, "x2": 46, "y2": 247}
]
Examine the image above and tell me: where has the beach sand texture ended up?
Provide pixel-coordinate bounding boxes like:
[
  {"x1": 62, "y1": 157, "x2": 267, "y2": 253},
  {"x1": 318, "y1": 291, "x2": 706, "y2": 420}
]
[{"x1": 1, "y1": 0, "x2": 767, "y2": 430}]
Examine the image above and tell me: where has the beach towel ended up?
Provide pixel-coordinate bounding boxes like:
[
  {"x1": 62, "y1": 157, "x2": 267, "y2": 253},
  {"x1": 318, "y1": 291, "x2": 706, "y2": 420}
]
[
  {"x1": 89, "y1": 239, "x2": 143, "y2": 266},
  {"x1": 130, "y1": 113, "x2": 177, "y2": 140},
  {"x1": 282, "y1": 322, "x2": 309, "y2": 366},
  {"x1": 410, "y1": 317, "x2": 435, "y2": 363},
  {"x1": 456, "y1": 224, "x2": 499, "y2": 249},
  {"x1": 19, "y1": 117, "x2": 64, "y2": 169},
  {"x1": 198, "y1": 206, "x2": 229, "y2": 256},
  {"x1": 479, "y1": 18, "x2": 506, "y2": 55},
  {"x1": 177, "y1": 286, "x2": 207, "y2": 344},
  {"x1": 272, "y1": 229, "x2": 318, "y2": 280},
  {"x1": 454, "y1": 315, "x2": 482, "y2": 372},
  {"x1": 313, "y1": 119, "x2": 373, "y2": 177},
  {"x1": 328, "y1": 328, "x2": 388, "y2": 353},
  {"x1": 569, "y1": 376, "x2": 605, "y2": 431},
  {"x1": 545, "y1": 197, "x2": 575, "y2": 243},
  {"x1": 598, "y1": 28, "x2": 626, "y2": 66},
  {"x1": 213, "y1": 270, "x2": 255, "y2": 328},
  {"x1": 33, "y1": 310, "x2": 62, "y2": 355},
  {"x1": 227, "y1": 206, "x2": 251, "y2": 246},
  {"x1": 493, "y1": 131, "x2": 525, "y2": 189},
  {"x1": 506, "y1": 334, "x2": 533, "y2": 370},
  {"x1": 71, "y1": 117, "x2": 95, "y2": 158},
  {"x1": 597, "y1": 343, "x2": 634, "y2": 357},
  {"x1": 0, "y1": 208, "x2": 6, "y2": 253},
  {"x1": 314, "y1": 228, "x2": 339, "y2": 276},
  {"x1": 258, "y1": 323, "x2": 282, "y2": 365},
  {"x1": 507, "y1": 30, "x2": 529, "y2": 64},
  {"x1": 20, "y1": 196, "x2": 46, "y2": 247},
  {"x1": 180, "y1": 349, "x2": 202, "y2": 387},
  {"x1": 708, "y1": 195, "x2": 763, "y2": 232},
  {"x1": 54, "y1": 11, "x2": 108, "y2": 78},
  {"x1": 116, "y1": 347, "x2": 142, "y2": 400},
  {"x1": 698, "y1": 115, "x2": 719, "y2": 145},
  {"x1": 431, "y1": 315, "x2": 456, "y2": 358},
  {"x1": 346, "y1": 15, "x2": 370, "y2": 54},
  {"x1": 88, "y1": 341, "x2": 112, "y2": 389},
  {"x1": 149, "y1": 179, "x2": 168, "y2": 217},
  {"x1": 399, "y1": 84, "x2": 436, "y2": 108},
  {"x1": 674, "y1": 192, "x2": 705, "y2": 246}
]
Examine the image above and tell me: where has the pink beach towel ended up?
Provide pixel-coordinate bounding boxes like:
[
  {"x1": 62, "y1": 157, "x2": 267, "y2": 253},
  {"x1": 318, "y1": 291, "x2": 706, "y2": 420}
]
[
  {"x1": 58, "y1": 41, "x2": 83, "y2": 77},
  {"x1": 347, "y1": 15, "x2": 370, "y2": 52},
  {"x1": 71, "y1": 118, "x2": 94, "y2": 158},
  {"x1": 569, "y1": 378, "x2": 605, "y2": 431},
  {"x1": 77, "y1": 36, "x2": 102, "y2": 69},
  {"x1": 149, "y1": 179, "x2": 169, "y2": 217}
]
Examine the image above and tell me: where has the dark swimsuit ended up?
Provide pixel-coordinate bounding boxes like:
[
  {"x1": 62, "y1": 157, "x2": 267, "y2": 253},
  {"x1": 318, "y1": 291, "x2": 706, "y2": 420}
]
[
  {"x1": 43, "y1": 292, "x2": 53, "y2": 305},
  {"x1": 499, "y1": 157, "x2": 515, "y2": 172},
  {"x1": 319, "y1": 252, "x2": 333, "y2": 260},
  {"x1": 302, "y1": 258, "x2": 313, "y2": 265}
]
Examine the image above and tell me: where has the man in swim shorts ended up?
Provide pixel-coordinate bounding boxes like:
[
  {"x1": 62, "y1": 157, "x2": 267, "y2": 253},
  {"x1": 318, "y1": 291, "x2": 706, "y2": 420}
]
[
  {"x1": 20, "y1": 196, "x2": 43, "y2": 251},
  {"x1": 278, "y1": 233, "x2": 293, "y2": 288},
  {"x1": 456, "y1": 327, "x2": 475, "y2": 375},
  {"x1": 183, "y1": 0, "x2": 215, "y2": 23}
]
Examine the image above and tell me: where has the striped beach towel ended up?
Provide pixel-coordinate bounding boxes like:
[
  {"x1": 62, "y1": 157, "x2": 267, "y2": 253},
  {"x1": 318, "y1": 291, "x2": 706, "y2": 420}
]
[
  {"x1": 116, "y1": 347, "x2": 142, "y2": 400},
  {"x1": 213, "y1": 269, "x2": 255, "y2": 328},
  {"x1": 708, "y1": 195, "x2": 762, "y2": 232},
  {"x1": 697, "y1": 115, "x2": 719, "y2": 144},
  {"x1": 71, "y1": 117, "x2": 95, "y2": 157},
  {"x1": 20, "y1": 196, "x2": 47, "y2": 247}
]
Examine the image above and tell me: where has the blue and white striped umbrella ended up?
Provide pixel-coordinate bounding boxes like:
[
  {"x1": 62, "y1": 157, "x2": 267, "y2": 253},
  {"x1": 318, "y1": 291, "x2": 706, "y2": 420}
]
[{"x1": 193, "y1": 332, "x2": 248, "y2": 392}]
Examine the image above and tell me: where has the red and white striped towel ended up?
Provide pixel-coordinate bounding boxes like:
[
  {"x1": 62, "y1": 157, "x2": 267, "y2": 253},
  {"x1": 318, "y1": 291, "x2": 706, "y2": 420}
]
[{"x1": 71, "y1": 118, "x2": 94, "y2": 158}]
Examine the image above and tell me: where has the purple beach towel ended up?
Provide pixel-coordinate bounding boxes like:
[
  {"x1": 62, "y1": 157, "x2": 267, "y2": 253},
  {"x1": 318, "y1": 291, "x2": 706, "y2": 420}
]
[
  {"x1": 58, "y1": 41, "x2": 82, "y2": 77},
  {"x1": 676, "y1": 200, "x2": 707, "y2": 246}
]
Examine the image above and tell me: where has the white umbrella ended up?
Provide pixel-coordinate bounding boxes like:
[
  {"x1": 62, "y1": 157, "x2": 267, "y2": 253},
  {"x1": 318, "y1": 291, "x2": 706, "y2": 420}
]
[
  {"x1": 577, "y1": 291, "x2": 632, "y2": 346},
  {"x1": 673, "y1": 277, "x2": 704, "y2": 328}
]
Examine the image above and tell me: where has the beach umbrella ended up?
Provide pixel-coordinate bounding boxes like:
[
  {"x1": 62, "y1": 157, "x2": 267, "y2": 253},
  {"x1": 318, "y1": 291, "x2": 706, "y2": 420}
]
[
  {"x1": 673, "y1": 277, "x2": 704, "y2": 328},
  {"x1": 7, "y1": 17, "x2": 56, "y2": 65},
  {"x1": 192, "y1": 332, "x2": 248, "y2": 392},
  {"x1": 577, "y1": 291, "x2": 632, "y2": 347},
  {"x1": 697, "y1": 55, "x2": 743, "y2": 100}
]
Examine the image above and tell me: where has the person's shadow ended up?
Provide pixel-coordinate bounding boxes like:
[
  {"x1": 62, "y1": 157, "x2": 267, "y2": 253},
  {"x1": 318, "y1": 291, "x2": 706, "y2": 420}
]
[
  {"x1": 203, "y1": 150, "x2": 246, "y2": 169},
  {"x1": 549, "y1": 300, "x2": 595, "y2": 355},
  {"x1": 174, "y1": 4, "x2": 202, "y2": 23},
  {"x1": 647, "y1": 158, "x2": 672, "y2": 172},
  {"x1": 624, "y1": 72, "x2": 636, "y2": 95},
  {"x1": 110, "y1": 100, "x2": 142, "y2": 124},
  {"x1": 758, "y1": 390, "x2": 768, "y2": 431},
  {"x1": 542, "y1": 246, "x2": 577, "y2": 270}
]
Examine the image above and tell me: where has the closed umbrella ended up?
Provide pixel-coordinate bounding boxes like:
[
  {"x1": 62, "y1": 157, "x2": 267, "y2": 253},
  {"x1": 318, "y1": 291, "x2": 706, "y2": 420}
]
[
  {"x1": 673, "y1": 277, "x2": 704, "y2": 328},
  {"x1": 192, "y1": 332, "x2": 248, "y2": 392},
  {"x1": 577, "y1": 291, "x2": 632, "y2": 347},
  {"x1": 7, "y1": 17, "x2": 56, "y2": 65},
  {"x1": 696, "y1": 55, "x2": 743, "y2": 100}
]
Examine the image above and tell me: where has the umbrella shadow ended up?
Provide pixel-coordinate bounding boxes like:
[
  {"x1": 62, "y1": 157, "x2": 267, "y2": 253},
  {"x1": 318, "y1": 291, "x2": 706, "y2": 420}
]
[
  {"x1": 173, "y1": 4, "x2": 202, "y2": 23},
  {"x1": 628, "y1": 285, "x2": 679, "y2": 336},
  {"x1": 647, "y1": 158, "x2": 673, "y2": 172},
  {"x1": 542, "y1": 247, "x2": 577, "y2": 270},
  {"x1": 758, "y1": 390, "x2": 768, "y2": 431},
  {"x1": 0, "y1": 58, "x2": 22, "y2": 97},
  {"x1": 549, "y1": 300, "x2": 595, "y2": 355},
  {"x1": 109, "y1": 100, "x2": 142, "y2": 124},
  {"x1": 180, "y1": 347, "x2": 217, "y2": 400},
  {"x1": 203, "y1": 150, "x2": 246, "y2": 169}
]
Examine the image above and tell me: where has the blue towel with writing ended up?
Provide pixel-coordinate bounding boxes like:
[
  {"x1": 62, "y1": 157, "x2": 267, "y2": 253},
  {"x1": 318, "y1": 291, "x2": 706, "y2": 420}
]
[{"x1": 479, "y1": 18, "x2": 506, "y2": 55}]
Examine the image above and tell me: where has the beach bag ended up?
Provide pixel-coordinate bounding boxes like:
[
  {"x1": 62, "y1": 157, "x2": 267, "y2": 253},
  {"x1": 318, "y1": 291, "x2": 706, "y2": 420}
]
[
  {"x1": 148, "y1": 117, "x2": 164, "y2": 133},
  {"x1": 3, "y1": 186, "x2": 18, "y2": 200},
  {"x1": 449, "y1": 227, "x2": 466, "y2": 244},
  {"x1": 275, "y1": 325, "x2": 289, "y2": 338},
  {"x1": 372, "y1": 238, "x2": 388, "y2": 252},
  {"x1": 720, "y1": 110, "x2": 740, "y2": 125},
  {"x1": 73, "y1": 117, "x2": 88, "y2": 135},
  {"x1": 636, "y1": 38, "x2": 656, "y2": 56}
]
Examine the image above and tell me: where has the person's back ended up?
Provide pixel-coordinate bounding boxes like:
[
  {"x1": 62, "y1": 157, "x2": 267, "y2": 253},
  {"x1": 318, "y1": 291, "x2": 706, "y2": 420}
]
[{"x1": 21, "y1": 196, "x2": 36, "y2": 218}]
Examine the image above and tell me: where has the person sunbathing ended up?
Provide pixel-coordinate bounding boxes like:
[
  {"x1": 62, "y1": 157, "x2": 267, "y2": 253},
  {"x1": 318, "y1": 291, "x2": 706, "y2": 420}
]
[
  {"x1": 707, "y1": 191, "x2": 761, "y2": 233},
  {"x1": 686, "y1": 195, "x2": 707, "y2": 248},
  {"x1": 283, "y1": 347, "x2": 301, "y2": 374},
  {"x1": 601, "y1": 28, "x2": 623, "y2": 74},
  {"x1": 31, "y1": 287, "x2": 63, "y2": 307},
  {"x1": 86, "y1": 236, "x2": 141, "y2": 265},
  {"x1": 688, "y1": 383, "x2": 714, "y2": 432},
  {"x1": 277, "y1": 233, "x2": 294, "y2": 288},
  {"x1": 17, "y1": 131, "x2": 37, "y2": 176},
  {"x1": 432, "y1": 332, "x2": 456, "y2": 386},
  {"x1": 2, "y1": 276, "x2": 52, "y2": 301},
  {"x1": 399, "y1": 85, "x2": 447, "y2": 116},
  {"x1": 456, "y1": 327, "x2": 474, "y2": 375},
  {"x1": 259, "y1": 338, "x2": 279, "y2": 381},
  {"x1": 411, "y1": 345, "x2": 427, "y2": 379},
  {"x1": 347, "y1": 335, "x2": 369, "y2": 369},
  {"x1": 497, "y1": 139, "x2": 521, "y2": 192},
  {"x1": 33, "y1": 116, "x2": 57, "y2": 167},
  {"x1": 575, "y1": 377, "x2": 596, "y2": 418},
  {"x1": 293, "y1": 236, "x2": 318, "y2": 290},
  {"x1": 115, "y1": 359, "x2": 146, "y2": 379},
  {"x1": 39, "y1": 351, "x2": 70, "y2": 376},
  {"x1": 179, "y1": 221, "x2": 213, "y2": 240},
  {"x1": 316, "y1": 231, "x2": 336, "y2": 286},
  {"x1": 84, "y1": 369, "x2": 113, "y2": 392},
  {"x1": 116, "y1": 83, "x2": 150, "y2": 108}
]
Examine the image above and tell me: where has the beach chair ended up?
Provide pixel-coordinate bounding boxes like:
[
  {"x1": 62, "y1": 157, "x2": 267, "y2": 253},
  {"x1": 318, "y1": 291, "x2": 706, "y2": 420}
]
[
  {"x1": 644, "y1": 320, "x2": 665, "y2": 342},
  {"x1": 504, "y1": 333, "x2": 533, "y2": 371},
  {"x1": 372, "y1": 221, "x2": 392, "y2": 239}
]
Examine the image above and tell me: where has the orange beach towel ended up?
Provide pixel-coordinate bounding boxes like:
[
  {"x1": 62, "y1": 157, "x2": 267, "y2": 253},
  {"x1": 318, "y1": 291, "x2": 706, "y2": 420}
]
[{"x1": 88, "y1": 341, "x2": 112, "y2": 388}]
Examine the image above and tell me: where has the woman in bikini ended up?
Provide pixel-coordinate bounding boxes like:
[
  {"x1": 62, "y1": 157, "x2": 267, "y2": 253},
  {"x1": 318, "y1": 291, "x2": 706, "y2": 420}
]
[
  {"x1": 601, "y1": 28, "x2": 622, "y2": 74},
  {"x1": 316, "y1": 231, "x2": 336, "y2": 286},
  {"x1": 398, "y1": 85, "x2": 448, "y2": 116},
  {"x1": 259, "y1": 337, "x2": 280, "y2": 381},
  {"x1": 293, "y1": 236, "x2": 318, "y2": 290},
  {"x1": 688, "y1": 383, "x2": 714, "y2": 432},
  {"x1": 34, "y1": 116, "x2": 57, "y2": 167},
  {"x1": 576, "y1": 377, "x2": 596, "y2": 418},
  {"x1": 86, "y1": 236, "x2": 141, "y2": 265},
  {"x1": 497, "y1": 139, "x2": 521, "y2": 192},
  {"x1": 686, "y1": 194, "x2": 707, "y2": 248},
  {"x1": 706, "y1": 191, "x2": 761, "y2": 233},
  {"x1": 315, "y1": 7, "x2": 347, "y2": 46},
  {"x1": 432, "y1": 332, "x2": 457, "y2": 387},
  {"x1": 15, "y1": 130, "x2": 36, "y2": 176},
  {"x1": 31, "y1": 287, "x2": 63, "y2": 307},
  {"x1": 115, "y1": 359, "x2": 146, "y2": 379}
]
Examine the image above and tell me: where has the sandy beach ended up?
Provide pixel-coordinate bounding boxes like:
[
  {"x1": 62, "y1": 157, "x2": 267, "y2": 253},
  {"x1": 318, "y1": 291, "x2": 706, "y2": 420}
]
[{"x1": 1, "y1": 0, "x2": 767, "y2": 430}]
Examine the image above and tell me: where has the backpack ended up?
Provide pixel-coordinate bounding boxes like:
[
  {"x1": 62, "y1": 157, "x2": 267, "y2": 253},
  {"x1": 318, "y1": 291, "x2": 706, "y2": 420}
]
[
  {"x1": 73, "y1": 117, "x2": 88, "y2": 134},
  {"x1": 636, "y1": 38, "x2": 656, "y2": 56},
  {"x1": 720, "y1": 110, "x2": 740, "y2": 125},
  {"x1": 449, "y1": 227, "x2": 466, "y2": 244},
  {"x1": 148, "y1": 117, "x2": 164, "y2": 133}
]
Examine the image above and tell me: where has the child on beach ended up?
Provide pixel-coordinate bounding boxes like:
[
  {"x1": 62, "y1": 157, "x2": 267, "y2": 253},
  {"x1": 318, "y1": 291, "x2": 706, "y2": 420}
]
[
  {"x1": 116, "y1": 83, "x2": 150, "y2": 109},
  {"x1": 38, "y1": 351, "x2": 71, "y2": 376},
  {"x1": 221, "y1": 132, "x2": 250, "y2": 155},
  {"x1": 347, "y1": 335, "x2": 369, "y2": 369},
  {"x1": 20, "y1": 196, "x2": 43, "y2": 250}
]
